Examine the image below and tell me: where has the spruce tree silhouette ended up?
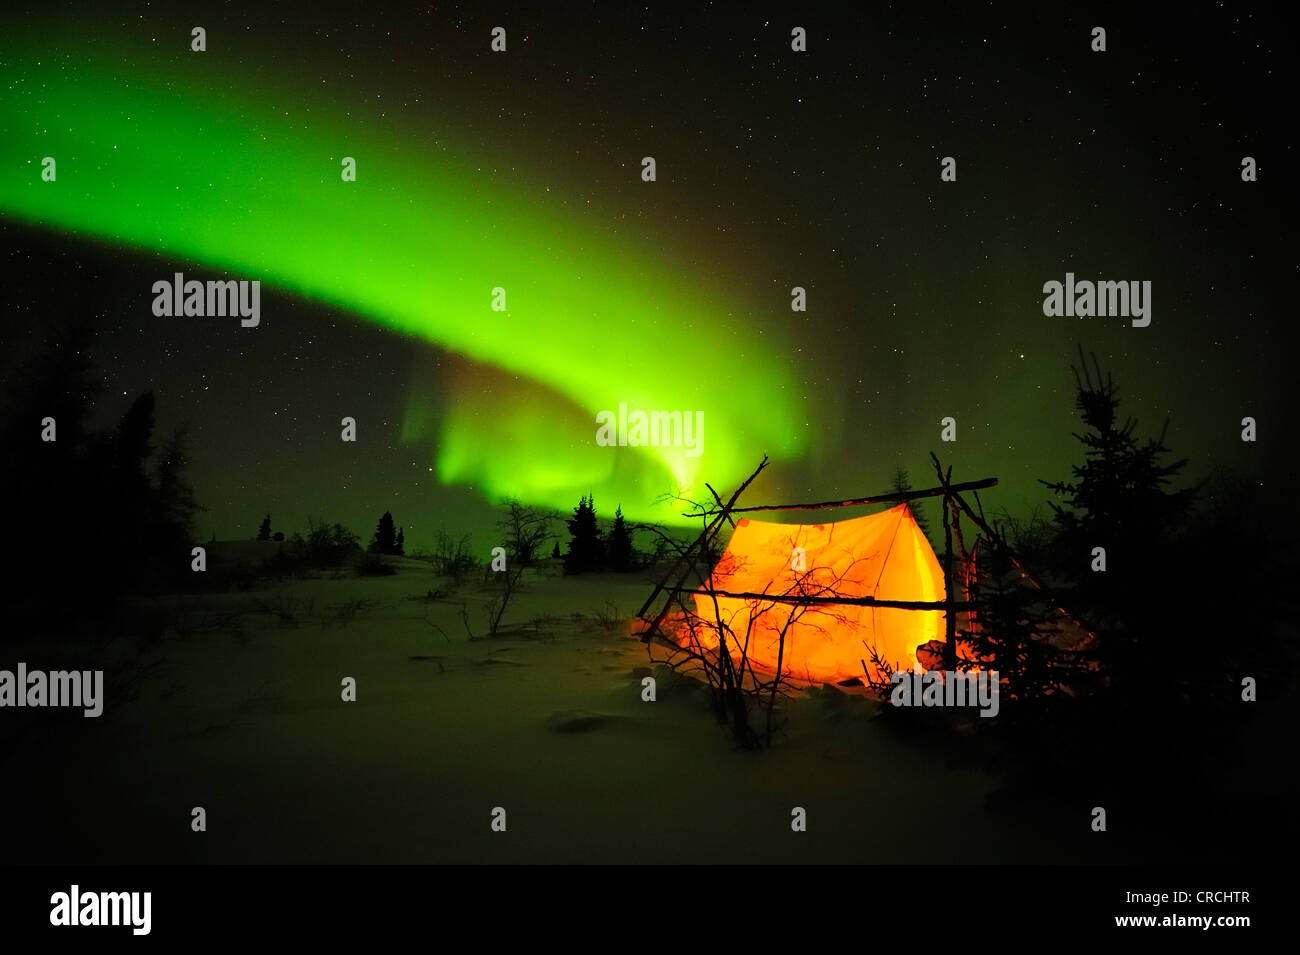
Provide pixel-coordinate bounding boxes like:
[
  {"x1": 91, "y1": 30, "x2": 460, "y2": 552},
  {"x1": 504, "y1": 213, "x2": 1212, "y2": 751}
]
[
  {"x1": 152, "y1": 426, "x2": 202, "y2": 585},
  {"x1": 1040, "y1": 350, "x2": 1199, "y2": 718},
  {"x1": 370, "y1": 511, "x2": 398, "y2": 554},
  {"x1": 888, "y1": 463, "x2": 930, "y2": 539},
  {"x1": 563, "y1": 494, "x2": 605, "y2": 574},
  {"x1": 606, "y1": 505, "x2": 634, "y2": 572},
  {"x1": 1, "y1": 327, "x2": 200, "y2": 625},
  {"x1": 0, "y1": 324, "x2": 102, "y2": 623}
]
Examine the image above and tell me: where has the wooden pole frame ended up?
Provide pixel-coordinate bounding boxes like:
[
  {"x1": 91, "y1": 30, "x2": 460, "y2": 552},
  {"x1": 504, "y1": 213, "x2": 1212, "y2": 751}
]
[
  {"x1": 941, "y1": 471, "x2": 957, "y2": 670},
  {"x1": 681, "y1": 588, "x2": 978, "y2": 611},
  {"x1": 680, "y1": 477, "x2": 998, "y2": 519},
  {"x1": 638, "y1": 460, "x2": 1000, "y2": 644}
]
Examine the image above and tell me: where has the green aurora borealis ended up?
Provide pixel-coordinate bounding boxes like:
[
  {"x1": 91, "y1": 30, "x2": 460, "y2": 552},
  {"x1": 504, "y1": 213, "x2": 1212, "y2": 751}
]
[
  {"x1": 0, "y1": 11, "x2": 1289, "y2": 545},
  {"x1": 0, "y1": 43, "x2": 803, "y2": 525}
]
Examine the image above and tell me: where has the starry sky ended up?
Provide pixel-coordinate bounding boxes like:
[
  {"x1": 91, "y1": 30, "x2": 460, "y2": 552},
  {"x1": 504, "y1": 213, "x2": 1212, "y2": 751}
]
[{"x1": 0, "y1": 2, "x2": 1291, "y2": 549}]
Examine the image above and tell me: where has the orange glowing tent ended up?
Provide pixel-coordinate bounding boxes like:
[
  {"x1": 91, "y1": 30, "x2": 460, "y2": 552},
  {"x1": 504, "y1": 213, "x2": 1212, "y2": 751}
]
[{"x1": 689, "y1": 504, "x2": 947, "y2": 685}]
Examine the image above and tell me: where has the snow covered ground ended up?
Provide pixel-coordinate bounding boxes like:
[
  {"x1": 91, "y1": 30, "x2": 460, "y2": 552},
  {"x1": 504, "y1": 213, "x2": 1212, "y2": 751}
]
[{"x1": 3, "y1": 558, "x2": 1108, "y2": 863}]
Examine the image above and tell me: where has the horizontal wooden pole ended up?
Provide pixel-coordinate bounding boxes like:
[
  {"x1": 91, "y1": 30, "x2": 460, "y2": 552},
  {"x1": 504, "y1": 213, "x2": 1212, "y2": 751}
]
[
  {"x1": 681, "y1": 477, "x2": 998, "y2": 518},
  {"x1": 687, "y1": 588, "x2": 977, "y2": 611}
]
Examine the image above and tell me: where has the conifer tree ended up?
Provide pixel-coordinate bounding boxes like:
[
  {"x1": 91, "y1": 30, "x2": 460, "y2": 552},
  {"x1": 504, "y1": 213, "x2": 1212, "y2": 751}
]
[
  {"x1": 889, "y1": 464, "x2": 930, "y2": 539},
  {"x1": 154, "y1": 427, "x2": 200, "y2": 543},
  {"x1": 606, "y1": 505, "x2": 634, "y2": 572},
  {"x1": 370, "y1": 511, "x2": 398, "y2": 555},
  {"x1": 1040, "y1": 350, "x2": 1199, "y2": 701},
  {"x1": 563, "y1": 494, "x2": 605, "y2": 574}
]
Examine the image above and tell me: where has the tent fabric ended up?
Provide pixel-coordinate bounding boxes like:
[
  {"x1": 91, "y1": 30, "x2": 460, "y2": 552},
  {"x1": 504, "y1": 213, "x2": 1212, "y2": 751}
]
[{"x1": 688, "y1": 504, "x2": 946, "y2": 685}]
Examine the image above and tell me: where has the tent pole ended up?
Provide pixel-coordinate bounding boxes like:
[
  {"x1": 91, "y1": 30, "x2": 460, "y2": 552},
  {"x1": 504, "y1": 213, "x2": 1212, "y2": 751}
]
[
  {"x1": 942, "y1": 483, "x2": 957, "y2": 670},
  {"x1": 683, "y1": 588, "x2": 977, "y2": 610},
  {"x1": 681, "y1": 477, "x2": 998, "y2": 518}
]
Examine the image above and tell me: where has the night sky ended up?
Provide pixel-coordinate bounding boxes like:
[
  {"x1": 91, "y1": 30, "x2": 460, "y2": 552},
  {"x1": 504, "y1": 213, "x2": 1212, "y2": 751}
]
[{"x1": 1, "y1": 2, "x2": 1291, "y2": 550}]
